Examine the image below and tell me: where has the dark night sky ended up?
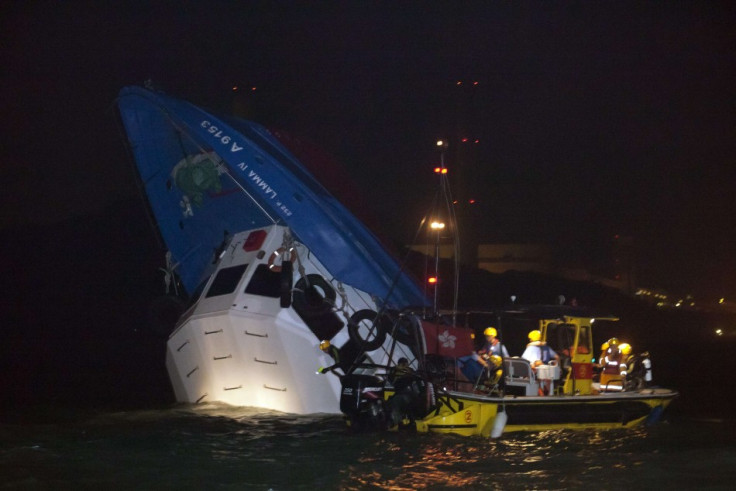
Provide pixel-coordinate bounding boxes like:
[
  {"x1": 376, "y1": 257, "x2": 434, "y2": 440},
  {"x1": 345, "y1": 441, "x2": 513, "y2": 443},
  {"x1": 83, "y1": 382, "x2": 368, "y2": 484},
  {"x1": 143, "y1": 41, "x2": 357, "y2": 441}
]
[{"x1": 3, "y1": 1, "x2": 736, "y2": 298}]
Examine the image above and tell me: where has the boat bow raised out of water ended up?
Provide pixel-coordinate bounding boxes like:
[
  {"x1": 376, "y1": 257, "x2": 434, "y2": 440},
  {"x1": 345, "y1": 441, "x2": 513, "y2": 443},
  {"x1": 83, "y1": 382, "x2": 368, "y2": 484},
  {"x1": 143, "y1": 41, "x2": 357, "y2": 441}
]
[{"x1": 118, "y1": 86, "x2": 427, "y2": 414}]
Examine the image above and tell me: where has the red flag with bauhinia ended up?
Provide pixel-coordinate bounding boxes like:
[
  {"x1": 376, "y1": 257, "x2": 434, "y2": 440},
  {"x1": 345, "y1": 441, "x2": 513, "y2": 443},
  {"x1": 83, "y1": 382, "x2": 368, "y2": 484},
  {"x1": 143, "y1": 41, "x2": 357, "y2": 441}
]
[{"x1": 420, "y1": 321, "x2": 475, "y2": 358}]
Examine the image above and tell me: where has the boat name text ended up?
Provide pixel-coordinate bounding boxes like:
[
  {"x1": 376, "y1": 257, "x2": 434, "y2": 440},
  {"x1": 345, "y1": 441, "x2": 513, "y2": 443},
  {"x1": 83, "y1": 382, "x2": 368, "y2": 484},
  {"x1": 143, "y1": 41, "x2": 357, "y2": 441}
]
[
  {"x1": 200, "y1": 120, "x2": 293, "y2": 216},
  {"x1": 236, "y1": 163, "x2": 293, "y2": 217}
]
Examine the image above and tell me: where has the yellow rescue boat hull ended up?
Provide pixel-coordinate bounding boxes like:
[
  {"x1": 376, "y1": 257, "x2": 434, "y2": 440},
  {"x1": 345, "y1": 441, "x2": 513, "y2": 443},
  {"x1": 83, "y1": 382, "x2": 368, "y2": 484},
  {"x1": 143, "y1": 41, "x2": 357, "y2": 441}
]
[{"x1": 414, "y1": 388, "x2": 677, "y2": 437}]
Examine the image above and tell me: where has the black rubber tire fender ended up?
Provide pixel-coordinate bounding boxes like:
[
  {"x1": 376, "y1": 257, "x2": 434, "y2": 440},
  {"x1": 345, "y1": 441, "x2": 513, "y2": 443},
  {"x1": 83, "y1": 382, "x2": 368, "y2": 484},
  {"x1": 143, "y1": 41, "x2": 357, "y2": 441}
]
[
  {"x1": 348, "y1": 309, "x2": 389, "y2": 351},
  {"x1": 292, "y1": 274, "x2": 337, "y2": 316}
]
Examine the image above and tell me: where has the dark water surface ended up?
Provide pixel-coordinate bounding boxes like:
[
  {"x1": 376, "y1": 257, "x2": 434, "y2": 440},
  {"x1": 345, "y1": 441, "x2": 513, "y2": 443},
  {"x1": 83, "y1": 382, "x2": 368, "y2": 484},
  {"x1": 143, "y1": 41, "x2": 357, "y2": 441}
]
[{"x1": 2, "y1": 402, "x2": 735, "y2": 490}]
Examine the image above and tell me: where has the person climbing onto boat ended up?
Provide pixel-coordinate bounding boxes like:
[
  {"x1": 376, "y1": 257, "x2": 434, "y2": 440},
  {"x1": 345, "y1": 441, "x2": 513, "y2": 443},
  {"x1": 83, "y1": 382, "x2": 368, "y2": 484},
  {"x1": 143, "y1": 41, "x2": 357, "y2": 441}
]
[
  {"x1": 389, "y1": 357, "x2": 414, "y2": 386},
  {"x1": 317, "y1": 340, "x2": 343, "y2": 377},
  {"x1": 386, "y1": 357, "x2": 428, "y2": 429}
]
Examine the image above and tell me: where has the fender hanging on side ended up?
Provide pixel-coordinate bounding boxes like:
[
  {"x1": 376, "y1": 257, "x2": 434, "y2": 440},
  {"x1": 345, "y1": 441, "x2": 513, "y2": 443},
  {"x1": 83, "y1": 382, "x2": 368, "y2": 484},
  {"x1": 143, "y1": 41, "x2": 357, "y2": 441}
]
[
  {"x1": 348, "y1": 309, "x2": 390, "y2": 351},
  {"x1": 292, "y1": 274, "x2": 337, "y2": 317}
]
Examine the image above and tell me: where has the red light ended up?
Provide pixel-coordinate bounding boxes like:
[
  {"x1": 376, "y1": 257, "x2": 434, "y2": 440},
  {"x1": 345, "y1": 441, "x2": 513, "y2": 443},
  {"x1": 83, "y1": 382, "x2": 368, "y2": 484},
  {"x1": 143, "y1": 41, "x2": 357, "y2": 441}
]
[
  {"x1": 434, "y1": 167, "x2": 441, "y2": 173},
  {"x1": 469, "y1": 199, "x2": 476, "y2": 204},
  {"x1": 243, "y1": 230, "x2": 267, "y2": 251},
  {"x1": 428, "y1": 277, "x2": 438, "y2": 284},
  {"x1": 461, "y1": 137, "x2": 468, "y2": 143},
  {"x1": 232, "y1": 86, "x2": 238, "y2": 91},
  {"x1": 474, "y1": 139, "x2": 479, "y2": 144},
  {"x1": 456, "y1": 81, "x2": 462, "y2": 85},
  {"x1": 251, "y1": 86, "x2": 257, "y2": 91},
  {"x1": 473, "y1": 81, "x2": 479, "y2": 86}
]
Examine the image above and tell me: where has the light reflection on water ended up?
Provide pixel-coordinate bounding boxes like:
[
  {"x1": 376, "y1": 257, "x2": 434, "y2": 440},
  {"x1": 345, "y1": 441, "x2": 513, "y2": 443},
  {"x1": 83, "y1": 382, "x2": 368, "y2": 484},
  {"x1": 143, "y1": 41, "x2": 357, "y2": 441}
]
[{"x1": 1, "y1": 403, "x2": 735, "y2": 489}]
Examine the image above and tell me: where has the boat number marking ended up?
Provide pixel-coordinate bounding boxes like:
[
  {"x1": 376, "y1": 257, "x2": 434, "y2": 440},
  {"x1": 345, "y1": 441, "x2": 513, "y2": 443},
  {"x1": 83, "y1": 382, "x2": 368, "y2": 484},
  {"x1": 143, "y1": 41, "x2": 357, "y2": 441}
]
[
  {"x1": 464, "y1": 410, "x2": 472, "y2": 423},
  {"x1": 200, "y1": 121, "x2": 241, "y2": 151},
  {"x1": 573, "y1": 362, "x2": 593, "y2": 379}
]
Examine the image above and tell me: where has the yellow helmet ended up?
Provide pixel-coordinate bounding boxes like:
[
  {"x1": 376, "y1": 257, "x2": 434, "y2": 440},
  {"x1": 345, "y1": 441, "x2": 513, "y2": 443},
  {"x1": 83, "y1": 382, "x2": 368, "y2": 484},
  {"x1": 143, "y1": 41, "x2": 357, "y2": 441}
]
[
  {"x1": 601, "y1": 341, "x2": 609, "y2": 352},
  {"x1": 528, "y1": 330, "x2": 541, "y2": 342},
  {"x1": 619, "y1": 343, "x2": 632, "y2": 356},
  {"x1": 319, "y1": 340, "x2": 331, "y2": 351},
  {"x1": 489, "y1": 355, "x2": 503, "y2": 367},
  {"x1": 484, "y1": 327, "x2": 497, "y2": 337},
  {"x1": 607, "y1": 337, "x2": 619, "y2": 346}
]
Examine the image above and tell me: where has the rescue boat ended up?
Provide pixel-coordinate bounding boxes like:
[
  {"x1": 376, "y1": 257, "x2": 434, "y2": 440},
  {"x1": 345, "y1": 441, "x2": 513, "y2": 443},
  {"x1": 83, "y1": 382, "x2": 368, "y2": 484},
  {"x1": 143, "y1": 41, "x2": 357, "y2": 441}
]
[{"x1": 338, "y1": 306, "x2": 678, "y2": 436}]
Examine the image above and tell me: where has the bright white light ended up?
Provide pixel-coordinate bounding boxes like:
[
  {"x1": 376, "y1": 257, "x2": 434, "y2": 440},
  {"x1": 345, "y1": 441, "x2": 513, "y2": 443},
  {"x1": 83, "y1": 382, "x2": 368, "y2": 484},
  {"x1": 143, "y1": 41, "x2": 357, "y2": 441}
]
[
  {"x1": 430, "y1": 221, "x2": 445, "y2": 230},
  {"x1": 716, "y1": 328, "x2": 723, "y2": 336}
]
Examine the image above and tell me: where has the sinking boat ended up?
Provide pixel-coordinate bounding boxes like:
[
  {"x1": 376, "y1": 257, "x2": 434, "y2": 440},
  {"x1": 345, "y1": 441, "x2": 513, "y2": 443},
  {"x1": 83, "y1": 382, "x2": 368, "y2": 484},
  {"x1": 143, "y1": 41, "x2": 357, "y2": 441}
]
[
  {"x1": 117, "y1": 86, "x2": 426, "y2": 414},
  {"x1": 118, "y1": 86, "x2": 677, "y2": 431},
  {"x1": 339, "y1": 306, "x2": 678, "y2": 436}
]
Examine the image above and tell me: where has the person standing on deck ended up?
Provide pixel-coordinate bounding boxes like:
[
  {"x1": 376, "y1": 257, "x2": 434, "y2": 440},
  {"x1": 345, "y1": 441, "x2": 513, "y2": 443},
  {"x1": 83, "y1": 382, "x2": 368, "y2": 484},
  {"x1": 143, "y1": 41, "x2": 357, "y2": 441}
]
[
  {"x1": 458, "y1": 326, "x2": 508, "y2": 383},
  {"x1": 521, "y1": 330, "x2": 559, "y2": 367},
  {"x1": 481, "y1": 327, "x2": 510, "y2": 359}
]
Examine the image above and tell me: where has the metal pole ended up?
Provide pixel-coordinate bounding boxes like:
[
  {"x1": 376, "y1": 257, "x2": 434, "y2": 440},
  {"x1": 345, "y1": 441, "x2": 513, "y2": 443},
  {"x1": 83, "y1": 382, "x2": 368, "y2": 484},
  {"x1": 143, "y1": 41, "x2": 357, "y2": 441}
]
[{"x1": 434, "y1": 230, "x2": 440, "y2": 314}]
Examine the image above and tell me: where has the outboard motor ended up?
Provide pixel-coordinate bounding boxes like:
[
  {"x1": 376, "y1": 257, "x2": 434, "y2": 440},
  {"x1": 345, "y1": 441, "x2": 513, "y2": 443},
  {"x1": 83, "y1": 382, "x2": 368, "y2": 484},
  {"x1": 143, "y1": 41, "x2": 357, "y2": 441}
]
[{"x1": 340, "y1": 374, "x2": 386, "y2": 431}]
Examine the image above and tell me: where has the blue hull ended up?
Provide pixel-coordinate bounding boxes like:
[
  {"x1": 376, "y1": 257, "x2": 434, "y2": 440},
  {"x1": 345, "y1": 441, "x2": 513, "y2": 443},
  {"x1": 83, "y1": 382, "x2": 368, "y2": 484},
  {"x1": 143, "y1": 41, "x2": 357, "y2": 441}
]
[{"x1": 117, "y1": 86, "x2": 426, "y2": 308}]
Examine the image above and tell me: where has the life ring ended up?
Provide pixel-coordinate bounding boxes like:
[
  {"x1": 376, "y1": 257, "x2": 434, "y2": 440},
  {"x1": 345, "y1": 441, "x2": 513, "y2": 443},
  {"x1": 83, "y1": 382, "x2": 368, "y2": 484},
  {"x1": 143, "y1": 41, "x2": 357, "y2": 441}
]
[
  {"x1": 292, "y1": 274, "x2": 337, "y2": 317},
  {"x1": 267, "y1": 247, "x2": 296, "y2": 273},
  {"x1": 348, "y1": 309, "x2": 389, "y2": 351}
]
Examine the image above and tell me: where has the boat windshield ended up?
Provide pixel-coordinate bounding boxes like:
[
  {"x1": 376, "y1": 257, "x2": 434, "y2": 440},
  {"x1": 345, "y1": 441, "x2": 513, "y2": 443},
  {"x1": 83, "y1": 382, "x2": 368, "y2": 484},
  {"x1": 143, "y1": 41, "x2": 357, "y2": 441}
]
[
  {"x1": 206, "y1": 264, "x2": 248, "y2": 298},
  {"x1": 546, "y1": 322, "x2": 576, "y2": 356},
  {"x1": 547, "y1": 322, "x2": 592, "y2": 356}
]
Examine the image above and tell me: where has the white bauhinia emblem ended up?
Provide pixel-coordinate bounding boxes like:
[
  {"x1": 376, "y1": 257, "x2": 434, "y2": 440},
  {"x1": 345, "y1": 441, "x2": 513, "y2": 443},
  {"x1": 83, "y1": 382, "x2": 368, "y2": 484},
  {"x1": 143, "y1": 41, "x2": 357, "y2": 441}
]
[{"x1": 439, "y1": 330, "x2": 457, "y2": 349}]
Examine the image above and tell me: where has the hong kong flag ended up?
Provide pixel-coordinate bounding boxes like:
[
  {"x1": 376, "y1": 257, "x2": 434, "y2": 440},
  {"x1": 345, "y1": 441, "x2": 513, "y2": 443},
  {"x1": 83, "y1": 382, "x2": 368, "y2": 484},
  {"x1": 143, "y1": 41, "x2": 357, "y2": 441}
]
[{"x1": 421, "y1": 321, "x2": 475, "y2": 358}]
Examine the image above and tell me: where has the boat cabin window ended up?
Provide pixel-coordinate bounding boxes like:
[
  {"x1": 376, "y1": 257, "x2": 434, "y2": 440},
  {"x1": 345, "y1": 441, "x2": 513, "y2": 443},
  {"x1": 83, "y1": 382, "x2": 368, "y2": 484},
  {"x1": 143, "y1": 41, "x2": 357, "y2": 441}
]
[
  {"x1": 205, "y1": 264, "x2": 248, "y2": 298},
  {"x1": 577, "y1": 325, "x2": 591, "y2": 354},
  {"x1": 547, "y1": 322, "x2": 592, "y2": 356},
  {"x1": 244, "y1": 264, "x2": 281, "y2": 298}
]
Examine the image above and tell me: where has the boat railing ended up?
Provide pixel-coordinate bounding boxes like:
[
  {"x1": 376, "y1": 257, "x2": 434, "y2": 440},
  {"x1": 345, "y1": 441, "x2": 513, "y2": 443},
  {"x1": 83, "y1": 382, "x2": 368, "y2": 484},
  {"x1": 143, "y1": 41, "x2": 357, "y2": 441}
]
[
  {"x1": 600, "y1": 378, "x2": 626, "y2": 392},
  {"x1": 503, "y1": 358, "x2": 541, "y2": 396}
]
